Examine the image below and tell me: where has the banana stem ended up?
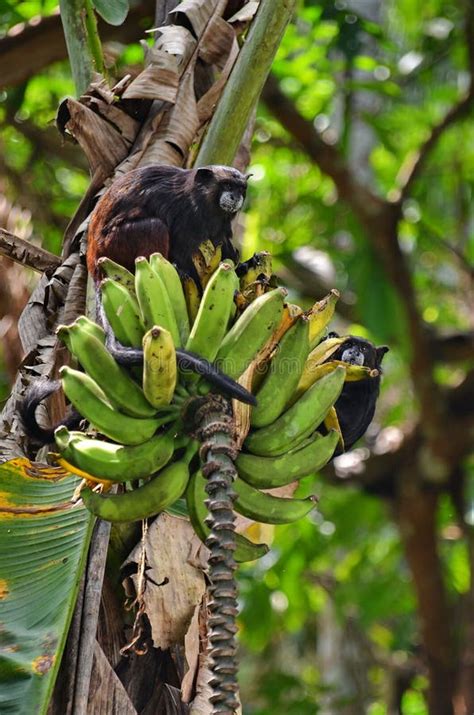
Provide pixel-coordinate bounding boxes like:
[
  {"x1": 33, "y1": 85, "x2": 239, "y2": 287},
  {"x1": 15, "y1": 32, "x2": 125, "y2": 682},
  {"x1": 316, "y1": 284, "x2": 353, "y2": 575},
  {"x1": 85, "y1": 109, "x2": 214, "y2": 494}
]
[{"x1": 193, "y1": 394, "x2": 239, "y2": 713}]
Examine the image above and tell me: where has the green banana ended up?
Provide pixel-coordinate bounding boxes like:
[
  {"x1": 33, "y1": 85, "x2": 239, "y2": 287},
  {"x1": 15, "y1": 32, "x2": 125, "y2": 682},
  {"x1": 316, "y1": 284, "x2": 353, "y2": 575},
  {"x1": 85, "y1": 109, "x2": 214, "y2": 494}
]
[
  {"x1": 251, "y1": 317, "x2": 310, "y2": 428},
  {"x1": 74, "y1": 316, "x2": 106, "y2": 343},
  {"x1": 215, "y1": 288, "x2": 286, "y2": 380},
  {"x1": 149, "y1": 253, "x2": 190, "y2": 345},
  {"x1": 244, "y1": 366, "x2": 346, "y2": 457},
  {"x1": 97, "y1": 256, "x2": 136, "y2": 293},
  {"x1": 233, "y1": 478, "x2": 318, "y2": 524},
  {"x1": 236, "y1": 430, "x2": 339, "y2": 488},
  {"x1": 54, "y1": 426, "x2": 175, "y2": 482},
  {"x1": 81, "y1": 459, "x2": 191, "y2": 523},
  {"x1": 57, "y1": 322, "x2": 157, "y2": 418},
  {"x1": 101, "y1": 278, "x2": 145, "y2": 347},
  {"x1": 185, "y1": 262, "x2": 238, "y2": 367},
  {"x1": 307, "y1": 289, "x2": 340, "y2": 349},
  {"x1": 142, "y1": 326, "x2": 177, "y2": 408},
  {"x1": 60, "y1": 366, "x2": 165, "y2": 445},
  {"x1": 134, "y1": 257, "x2": 181, "y2": 346},
  {"x1": 185, "y1": 470, "x2": 270, "y2": 562}
]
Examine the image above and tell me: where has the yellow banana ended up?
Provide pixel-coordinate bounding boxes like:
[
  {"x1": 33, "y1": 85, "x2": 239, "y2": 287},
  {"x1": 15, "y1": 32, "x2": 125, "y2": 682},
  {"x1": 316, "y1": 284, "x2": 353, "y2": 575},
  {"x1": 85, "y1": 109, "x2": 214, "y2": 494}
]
[
  {"x1": 142, "y1": 326, "x2": 177, "y2": 408},
  {"x1": 306, "y1": 289, "x2": 340, "y2": 348},
  {"x1": 183, "y1": 275, "x2": 201, "y2": 324}
]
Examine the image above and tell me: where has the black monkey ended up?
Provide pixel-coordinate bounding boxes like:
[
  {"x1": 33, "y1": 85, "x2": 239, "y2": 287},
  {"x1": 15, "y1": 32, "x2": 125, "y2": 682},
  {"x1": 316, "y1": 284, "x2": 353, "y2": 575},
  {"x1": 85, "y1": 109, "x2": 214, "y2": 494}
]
[{"x1": 328, "y1": 335, "x2": 389, "y2": 450}]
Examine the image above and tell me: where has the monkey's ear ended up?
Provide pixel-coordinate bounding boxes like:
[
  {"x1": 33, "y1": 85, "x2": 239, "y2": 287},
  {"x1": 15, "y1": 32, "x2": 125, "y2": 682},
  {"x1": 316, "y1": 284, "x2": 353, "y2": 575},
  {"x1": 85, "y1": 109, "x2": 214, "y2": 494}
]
[
  {"x1": 376, "y1": 346, "x2": 389, "y2": 364},
  {"x1": 195, "y1": 167, "x2": 216, "y2": 185}
]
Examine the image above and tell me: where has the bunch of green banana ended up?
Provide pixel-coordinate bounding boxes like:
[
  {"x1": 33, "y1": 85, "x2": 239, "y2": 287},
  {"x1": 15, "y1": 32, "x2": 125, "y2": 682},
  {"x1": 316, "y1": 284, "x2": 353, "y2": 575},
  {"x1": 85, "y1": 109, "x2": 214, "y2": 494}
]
[{"x1": 51, "y1": 245, "x2": 379, "y2": 556}]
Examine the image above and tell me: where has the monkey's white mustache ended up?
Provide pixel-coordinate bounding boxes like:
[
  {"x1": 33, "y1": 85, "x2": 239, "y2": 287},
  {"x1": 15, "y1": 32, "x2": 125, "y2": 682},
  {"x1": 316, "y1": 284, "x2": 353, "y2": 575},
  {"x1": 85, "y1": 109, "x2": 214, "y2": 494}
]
[
  {"x1": 341, "y1": 346, "x2": 365, "y2": 366},
  {"x1": 219, "y1": 192, "x2": 244, "y2": 213}
]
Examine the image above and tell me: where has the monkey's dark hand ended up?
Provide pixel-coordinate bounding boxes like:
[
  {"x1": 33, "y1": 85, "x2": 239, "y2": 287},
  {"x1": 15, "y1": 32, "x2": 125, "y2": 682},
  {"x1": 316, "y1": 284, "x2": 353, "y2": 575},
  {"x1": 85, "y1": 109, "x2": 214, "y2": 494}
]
[{"x1": 327, "y1": 335, "x2": 389, "y2": 450}]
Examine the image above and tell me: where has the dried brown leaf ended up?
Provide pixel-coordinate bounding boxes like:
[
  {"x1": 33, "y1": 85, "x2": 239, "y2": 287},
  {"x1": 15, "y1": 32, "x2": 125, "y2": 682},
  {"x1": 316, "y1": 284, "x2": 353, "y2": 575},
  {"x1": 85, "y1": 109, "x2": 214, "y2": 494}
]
[
  {"x1": 62, "y1": 99, "x2": 130, "y2": 175},
  {"x1": 171, "y1": 0, "x2": 220, "y2": 39},
  {"x1": 228, "y1": 1, "x2": 259, "y2": 24},
  {"x1": 122, "y1": 50, "x2": 180, "y2": 103},
  {"x1": 86, "y1": 97, "x2": 139, "y2": 144},
  {"x1": 188, "y1": 665, "x2": 213, "y2": 715},
  {"x1": 153, "y1": 68, "x2": 199, "y2": 158},
  {"x1": 88, "y1": 642, "x2": 137, "y2": 715},
  {"x1": 123, "y1": 514, "x2": 206, "y2": 651},
  {"x1": 181, "y1": 598, "x2": 203, "y2": 702},
  {"x1": 197, "y1": 36, "x2": 239, "y2": 124},
  {"x1": 199, "y1": 16, "x2": 235, "y2": 69},
  {"x1": 154, "y1": 25, "x2": 197, "y2": 69},
  {"x1": 137, "y1": 140, "x2": 184, "y2": 168}
]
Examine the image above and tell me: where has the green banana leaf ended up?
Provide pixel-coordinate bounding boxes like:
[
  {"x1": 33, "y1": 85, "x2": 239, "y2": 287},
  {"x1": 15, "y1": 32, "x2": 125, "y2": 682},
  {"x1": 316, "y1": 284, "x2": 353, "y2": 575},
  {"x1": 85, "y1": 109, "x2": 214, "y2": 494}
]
[{"x1": 0, "y1": 458, "x2": 94, "y2": 715}]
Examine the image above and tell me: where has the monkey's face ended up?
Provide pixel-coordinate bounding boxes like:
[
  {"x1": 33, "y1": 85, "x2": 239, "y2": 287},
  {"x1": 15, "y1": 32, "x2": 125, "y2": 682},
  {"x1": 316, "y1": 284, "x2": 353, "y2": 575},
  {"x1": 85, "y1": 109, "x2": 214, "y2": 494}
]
[
  {"x1": 218, "y1": 181, "x2": 247, "y2": 213},
  {"x1": 195, "y1": 166, "x2": 250, "y2": 215},
  {"x1": 331, "y1": 335, "x2": 388, "y2": 371}
]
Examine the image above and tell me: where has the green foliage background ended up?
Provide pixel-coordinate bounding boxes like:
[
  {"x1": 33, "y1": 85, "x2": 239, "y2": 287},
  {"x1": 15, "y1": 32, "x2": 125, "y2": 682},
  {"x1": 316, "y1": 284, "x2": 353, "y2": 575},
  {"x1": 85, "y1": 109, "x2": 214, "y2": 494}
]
[{"x1": 0, "y1": 1, "x2": 473, "y2": 712}]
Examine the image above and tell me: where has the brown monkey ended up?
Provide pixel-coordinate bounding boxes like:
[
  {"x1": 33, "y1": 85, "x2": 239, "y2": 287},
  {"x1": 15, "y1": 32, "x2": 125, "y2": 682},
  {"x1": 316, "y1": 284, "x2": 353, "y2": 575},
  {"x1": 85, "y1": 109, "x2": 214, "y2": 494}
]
[{"x1": 87, "y1": 164, "x2": 250, "y2": 281}]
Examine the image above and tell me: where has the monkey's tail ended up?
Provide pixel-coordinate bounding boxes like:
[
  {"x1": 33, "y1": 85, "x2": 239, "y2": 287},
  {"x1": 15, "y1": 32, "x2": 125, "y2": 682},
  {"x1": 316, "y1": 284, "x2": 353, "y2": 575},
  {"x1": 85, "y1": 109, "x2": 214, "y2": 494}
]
[
  {"x1": 176, "y1": 349, "x2": 257, "y2": 406},
  {"x1": 103, "y1": 322, "x2": 257, "y2": 406},
  {"x1": 20, "y1": 379, "x2": 81, "y2": 444}
]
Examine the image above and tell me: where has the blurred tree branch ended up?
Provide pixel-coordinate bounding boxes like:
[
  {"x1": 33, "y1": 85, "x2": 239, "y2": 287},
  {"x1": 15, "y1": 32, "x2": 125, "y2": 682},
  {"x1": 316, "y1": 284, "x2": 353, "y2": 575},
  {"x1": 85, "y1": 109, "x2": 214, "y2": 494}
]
[
  {"x1": 0, "y1": 229, "x2": 61, "y2": 273},
  {"x1": 397, "y1": 94, "x2": 474, "y2": 201},
  {"x1": 0, "y1": 1, "x2": 156, "y2": 90}
]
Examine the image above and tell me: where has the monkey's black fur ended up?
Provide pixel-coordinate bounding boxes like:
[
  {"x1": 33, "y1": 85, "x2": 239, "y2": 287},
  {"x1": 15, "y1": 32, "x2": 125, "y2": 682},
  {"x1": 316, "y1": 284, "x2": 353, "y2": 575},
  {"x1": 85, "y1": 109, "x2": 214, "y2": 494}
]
[
  {"x1": 328, "y1": 335, "x2": 389, "y2": 450},
  {"x1": 87, "y1": 165, "x2": 249, "y2": 281},
  {"x1": 19, "y1": 379, "x2": 82, "y2": 444}
]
